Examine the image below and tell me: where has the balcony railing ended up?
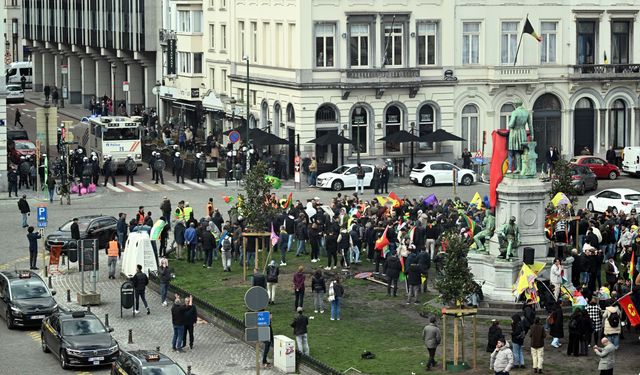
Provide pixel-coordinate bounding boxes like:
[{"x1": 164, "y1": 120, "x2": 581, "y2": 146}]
[
  {"x1": 571, "y1": 64, "x2": 640, "y2": 78},
  {"x1": 488, "y1": 66, "x2": 538, "y2": 81},
  {"x1": 345, "y1": 68, "x2": 420, "y2": 79}
]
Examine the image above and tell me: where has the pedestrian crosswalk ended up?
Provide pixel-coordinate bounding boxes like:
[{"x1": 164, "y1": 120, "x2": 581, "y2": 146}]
[{"x1": 101, "y1": 179, "x2": 226, "y2": 194}]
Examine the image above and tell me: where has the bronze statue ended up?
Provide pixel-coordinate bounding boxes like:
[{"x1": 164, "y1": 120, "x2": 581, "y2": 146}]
[
  {"x1": 497, "y1": 216, "x2": 520, "y2": 261},
  {"x1": 473, "y1": 211, "x2": 495, "y2": 252},
  {"x1": 507, "y1": 99, "x2": 534, "y2": 175}
]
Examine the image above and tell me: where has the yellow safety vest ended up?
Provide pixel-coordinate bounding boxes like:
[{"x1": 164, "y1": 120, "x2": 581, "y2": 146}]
[
  {"x1": 174, "y1": 208, "x2": 185, "y2": 221},
  {"x1": 184, "y1": 207, "x2": 193, "y2": 220}
]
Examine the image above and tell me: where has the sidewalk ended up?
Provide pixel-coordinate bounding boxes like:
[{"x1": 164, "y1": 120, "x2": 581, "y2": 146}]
[
  {"x1": 49, "y1": 257, "x2": 283, "y2": 375},
  {"x1": 24, "y1": 91, "x2": 88, "y2": 121}
]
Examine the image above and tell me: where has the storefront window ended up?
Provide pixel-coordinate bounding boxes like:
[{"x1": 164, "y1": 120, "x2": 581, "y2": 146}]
[
  {"x1": 351, "y1": 106, "x2": 368, "y2": 154},
  {"x1": 418, "y1": 105, "x2": 435, "y2": 151},
  {"x1": 385, "y1": 105, "x2": 402, "y2": 153}
]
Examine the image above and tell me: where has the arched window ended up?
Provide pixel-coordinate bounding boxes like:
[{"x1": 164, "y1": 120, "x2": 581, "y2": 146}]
[
  {"x1": 576, "y1": 97, "x2": 594, "y2": 109},
  {"x1": 351, "y1": 106, "x2": 368, "y2": 153},
  {"x1": 610, "y1": 99, "x2": 627, "y2": 148},
  {"x1": 260, "y1": 101, "x2": 269, "y2": 129},
  {"x1": 461, "y1": 104, "x2": 479, "y2": 152},
  {"x1": 499, "y1": 103, "x2": 515, "y2": 130},
  {"x1": 385, "y1": 105, "x2": 402, "y2": 153},
  {"x1": 316, "y1": 104, "x2": 337, "y2": 123},
  {"x1": 286, "y1": 103, "x2": 295, "y2": 123},
  {"x1": 418, "y1": 104, "x2": 435, "y2": 151},
  {"x1": 273, "y1": 103, "x2": 281, "y2": 132}
]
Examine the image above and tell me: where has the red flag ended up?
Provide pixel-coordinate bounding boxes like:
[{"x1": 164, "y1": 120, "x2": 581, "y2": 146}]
[
  {"x1": 388, "y1": 192, "x2": 403, "y2": 208},
  {"x1": 630, "y1": 251, "x2": 635, "y2": 282},
  {"x1": 618, "y1": 293, "x2": 640, "y2": 327},
  {"x1": 375, "y1": 226, "x2": 390, "y2": 251},
  {"x1": 489, "y1": 130, "x2": 509, "y2": 210},
  {"x1": 284, "y1": 192, "x2": 293, "y2": 209}
]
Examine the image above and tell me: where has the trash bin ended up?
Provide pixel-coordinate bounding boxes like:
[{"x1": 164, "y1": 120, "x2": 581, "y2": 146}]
[
  {"x1": 120, "y1": 281, "x2": 135, "y2": 317},
  {"x1": 67, "y1": 247, "x2": 78, "y2": 263},
  {"x1": 273, "y1": 335, "x2": 296, "y2": 373}
]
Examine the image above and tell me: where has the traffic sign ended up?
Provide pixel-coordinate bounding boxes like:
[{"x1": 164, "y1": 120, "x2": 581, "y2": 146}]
[
  {"x1": 123, "y1": 81, "x2": 129, "y2": 92},
  {"x1": 37, "y1": 221, "x2": 47, "y2": 228},
  {"x1": 244, "y1": 286, "x2": 269, "y2": 312},
  {"x1": 257, "y1": 311, "x2": 270, "y2": 327},
  {"x1": 37, "y1": 205, "x2": 48, "y2": 222},
  {"x1": 60, "y1": 64, "x2": 68, "y2": 74},
  {"x1": 245, "y1": 327, "x2": 271, "y2": 342},
  {"x1": 229, "y1": 130, "x2": 241, "y2": 144}
]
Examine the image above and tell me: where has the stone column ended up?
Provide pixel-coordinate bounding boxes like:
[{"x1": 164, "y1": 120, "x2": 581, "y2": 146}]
[
  {"x1": 126, "y1": 63, "x2": 144, "y2": 113},
  {"x1": 95, "y1": 59, "x2": 111, "y2": 99},
  {"x1": 599, "y1": 108, "x2": 607, "y2": 150},
  {"x1": 32, "y1": 50, "x2": 43, "y2": 91},
  {"x1": 111, "y1": 61, "x2": 126, "y2": 109},
  {"x1": 144, "y1": 65, "x2": 156, "y2": 109},
  {"x1": 42, "y1": 52, "x2": 56, "y2": 91},
  {"x1": 66, "y1": 55, "x2": 82, "y2": 104},
  {"x1": 53, "y1": 54, "x2": 65, "y2": 89},
  {"x1": 81, "y1": 57, "x2": 96, "y2": 105}
]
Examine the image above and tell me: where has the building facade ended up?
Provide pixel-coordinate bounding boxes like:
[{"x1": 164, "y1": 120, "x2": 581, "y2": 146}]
[
  {"x1": 6, "y1": 0, "x2": 26, "y2": 62},
  {"x1": 22, "y1": 0, "x2": 161, "y2": 111}
]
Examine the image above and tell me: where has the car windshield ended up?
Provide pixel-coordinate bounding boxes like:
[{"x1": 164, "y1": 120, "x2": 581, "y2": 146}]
[
  {"x1": 415, "y1": 163, "x2": 427, "y2": 170},
  {"x1": 143, "y1": 364, "x2": 186, "y2": 375},
  {"x1": 10, "y1": 279, "x2": 50, "y2": 299},
  {"x1": 62, "y1": 318, "x2": 106, "y2": 336},
  {"x1": 15, "y1": 142, "x2": 35, "y2": 150},
  {"x1": 331, "y1": 166, "x2": 350, "y2": 174},
  {"x1": 7, "y1": 86, "x2": 22, "y2": 92},
  {"x1": 59, "y1": 220, "x2": 90, "y2": 232},
  {"x1": 103, "y1": 128, "x2": 140, "y2": 141},
  {"x1": 625, "y1": 194, "x2": 640, "y2": 201},
  {"x1": 569, "y1": 158, "x2": 578, "y2": 163}
]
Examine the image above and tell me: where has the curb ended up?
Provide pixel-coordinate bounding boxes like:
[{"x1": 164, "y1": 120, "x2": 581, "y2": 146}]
[{"x1": 24, "y1": 97, "x2": 85, "y2": 121}]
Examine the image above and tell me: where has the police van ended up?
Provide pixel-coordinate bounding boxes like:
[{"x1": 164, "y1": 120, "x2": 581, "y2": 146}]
[
  {"x1": 621, "y1": 146, "x2": 640, "y2": 176},
  {"x1": 5, "y1": 61, "x2": 32, "y2": 87}
]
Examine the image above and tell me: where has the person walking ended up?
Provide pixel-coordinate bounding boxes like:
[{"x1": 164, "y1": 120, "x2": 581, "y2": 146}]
[
  {"x1": 220, "y1": 233, "x2": 232, "y2": 272},
  {"x1": 43, "y1": 84, "x2": 50, "y2": 102},
  {"x1": 290, "y1": 307, "x2": 310, "y2": 355},
  {"x1": 355, "y1": 163, "x2": 365, "y2": 194},
  {"x1": 15, "y1": 108, "x2": 24, "y2": 128},
  {"x1": 510, "y1": 314, "x2": 526, "y2": 368},
  {"x1": 266, "y1": 260, "x2": 279, "y2": 305},
  {"x1": 171, "y1": 293, "x2": 192, "y2": 352},
  {"x1": 261, "y1": 315, "x2": 274, "y2": 368},
  {"x1": 422, "y1": 316, "x2": 441, "y2": 370},
  {"x1": 594, "y1": 337, "x2": 617, "y2": 375},
  {"x1": 131, "y1": 264, "x2": 150, "y2": 315},
  {"x1": 293, "y1": 265, "x2": 305, "y2": 310},
  {"x1": 406, "y1": 262, "x2": 422, "y2": 305},
  {"x1": 159, "y1": 258, "x2": 172, "y2": 306},
  {"x1": 328, "y1": 276, "x2": 344, "y2": 321},
  {"x1": 489, "y1": 338, "x2": 514, "y2": 375},
  {"x1": 46, "y1": 173, "x2": 56, "y2": 203},
  {"x1": 549, "y1": 300, "x2": 564, "y2": 348},
  {"x1": 529, "y1": 317, "x2": 546, "y2": 374},
  {"x1": 105, "y1": 233, "x2": 120, "y2": 279},
  {"x1": 17, "y1": 194, "x2": 30, "y2": 228},
  {"x1": 70, "y1": 217, "x2": 81, "y2": 242},
  {"x1": 181, "y1": 295, "x2": 198, "y2": 350},
  {"x1": 602, "y1": 304, "x2": 621, "y2": 348},
  {"x1": 308, "y1": 156, "x2": 317, "y2": 187},
  {"x1": 278, "y1": 225, "x2": 289, "y2": 266},
  {"x1": 26, "y1": 226, "x2": 41, "y2": 270},
  {"x1": 116, "y1": 213, "x2": 128, "y2": 250},
  {"x1": 311, "y1": 268, "x2": 326, "y2": 314}
]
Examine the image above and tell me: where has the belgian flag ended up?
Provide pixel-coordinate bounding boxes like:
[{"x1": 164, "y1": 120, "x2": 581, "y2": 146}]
[{"x1": 523, "y1": 17, "x2": 543, "y2": 42}]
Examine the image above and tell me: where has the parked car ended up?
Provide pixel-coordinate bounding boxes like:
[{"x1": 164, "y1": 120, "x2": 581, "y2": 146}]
[
  {"x1": 41, "y1": 310, "x2": 119, "y2": 369},
  {"x1": 9, "y1": 140, "x2": 36, "y2": 163},
  {"x1": 6, "y1": 84, "x2": 25, "y2": 103},
  {"x1": 45, "y1": 215, "x2": 118, "y2": 252},
  {"x1": 570, "y1": 155, "x2": 620, "y2": 180},
  {"x1": 7, "y1": 129, "x2": 29, "y2": 142},
  {"x1": 570, "y1": 165, "x2": 597, "y2": 195},
  {"x1": 621, "y1": 146, "x2": 640, "y2": 176},
  {"x1": 0, "y1": 270, "x2": 58, "y2": 329},
  {"x1": 315, "y1": 164, "x2": 375, "y2": 191},
  {"x1": 586, "y1": 188, "x2": 640, "y2": 214},
  {"x1": 112, "y1": 350, "x2": 188, "y2": 375},
  {"x1": 409, "y1": 161, "x2": 476, "y2": 187}
]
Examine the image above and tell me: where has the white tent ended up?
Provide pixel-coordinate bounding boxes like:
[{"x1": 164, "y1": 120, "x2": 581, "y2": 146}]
[{"x1": 121, "y1": 231, "x2": 158, "y2": 277}]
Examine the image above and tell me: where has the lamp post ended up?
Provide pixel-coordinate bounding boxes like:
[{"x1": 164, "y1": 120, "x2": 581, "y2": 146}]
[
  {"x1": 59, "y1": 56, "x2": 65, "y2": 108},
  {"x1": 227, "y1": 98, "x2": 237, "y2": 187},
  {"x1": 154, "y1": 80, "x2": 161, "y2": 114},
  {"x1": 409, "y1": 121, "x2": 415, "y2": 170},
  {"x1": 44, "y1": 101, "x2": 51, "y2": 157},
  {"x1": 242, "y1": 55, "x2": 250, "y2": 172},
  {"x1": 111, "y1": 62, "x2": 117, "y2": 115}
]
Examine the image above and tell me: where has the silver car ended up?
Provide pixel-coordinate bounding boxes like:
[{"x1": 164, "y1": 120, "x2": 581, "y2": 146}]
[{"x1": 570, "y1": 165, "x2": 597, "y2": 195}]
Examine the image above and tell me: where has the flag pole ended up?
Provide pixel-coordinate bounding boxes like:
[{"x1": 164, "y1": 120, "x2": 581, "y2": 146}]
[{"x1": 513, "y1": 14, "x2": 529, "y2": 67}]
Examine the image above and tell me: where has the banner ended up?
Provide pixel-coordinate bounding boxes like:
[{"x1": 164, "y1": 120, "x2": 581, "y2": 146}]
[
  {"x1": 489, "y1": 130, "x2": 509, "y2": 210},
  {"x1": 619, "y1": 293, "x2": 640, "y2": 327},
  {"x1": 167, "y1": 39, "x2": 177, "y2": 75}
]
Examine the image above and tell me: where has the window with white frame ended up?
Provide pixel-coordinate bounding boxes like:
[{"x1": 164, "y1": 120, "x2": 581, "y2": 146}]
[
  {"x1": 220, "y1": 0, "x2": 226, "y2": 9},
  {"x1": 351, "y1": 106, "x2": 368, "y2": 153},
  {"x1": 239, "y1": 21, "x2": 245, "y2": 59},
  {"x1": 262, "y1": 22, "x2": 271, "y2": 64},
  {"x1": 418, "y1": 105, "x2": 435, "y2": 151},
  {"x1": 193, "y1": 53, "x2": 203, "y2": 74},
  {"x1": 462, "y1": 22, "x2": 480, "y2": 64},
  {"x1": 315, "y1": 24, "x2": 335, "y2": 67},
  {"x1": 501, "y1": 22, "x2": 519, "y2": 64},
  {"x1": 499, "y1": 103, "x2": 515, "y2": 130},
  {"x1": 221, "y1": 24, "x2": 227, "y2": 50},
  {"x1": 209, "y1": 24, "x2": 215, "y2": 49},
  {"x1": 417, "y1": 22, "x2": 437, "y2": 65},
  {"x1": 209, "y1": 0, "x2": 215, "y2": 7},
  {"x1": 383, "y1": 23, "x2": 403, "y2": 66},
  {"x1": 221, "y1": 69, "x2": 227, "y2": 92},
  {"x1": 178, "y1": 11, "x2": 190, "y2": 32},
  {"x1": 178, "y1": 52, "x2": 191, "y2": 73},
  {"x1": 209, "y1": 67, "x2": 215, "y2": 91},
  {"x1": 540, "y1": 21, "x2": 557, "y2": 63},
  {"x1": 349, "y1": 24, "x2": 369, "y2": 67},
  {"x1": 461, "y1": 105, "x2": 479, "y2": 152},
  {"x1": 251, "y1": 22, "x2": 258, "y2": 63}
]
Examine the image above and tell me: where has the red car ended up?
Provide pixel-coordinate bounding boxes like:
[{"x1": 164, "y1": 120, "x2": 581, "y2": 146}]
[
  {"x1": 9, "y1": 139, "x2": 36, "y2": 164},
  {"x1": 570, "y1": 155, "x2": 620, "y2": 180}
]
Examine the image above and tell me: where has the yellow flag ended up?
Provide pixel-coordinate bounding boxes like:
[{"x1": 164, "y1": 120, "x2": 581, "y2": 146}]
[
  {"x1": 530, "y1": 261, "x2": 545, "y2": 276},
  {"x1": 376, "y1": 196, "x2": 389, "y2": 206},
  {"x1": 470, "y1": 192, "x2": 482, "y2": 208},
  {"x1": 551, "y1": 192, "x2": 571, "y2": 208}
]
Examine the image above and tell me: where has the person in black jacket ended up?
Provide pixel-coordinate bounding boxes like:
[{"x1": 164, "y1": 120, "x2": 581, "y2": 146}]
[
  {"x1": 132, "y1": 264, "x2": 150, "y2": 315},
  {"x1": 171, "y1": 294, "x2": 192, "y2": 352},
  {"x1": 266, "y1": 261, "x2": 279, "y2": 305},
  {"x1": 417, "y1": 250, "x2": 431, "y2": 292},
  {"x1": 567, "y1": 310, "x2": 583, "y2": 356},
  {"x1": 406, "y1": 263, "x2": 422, "y2": 304},
  {"x1": 291, "y1": 307, "x2": 309, "y2": 355},
  {"x1": 159, "y1": 258, "x2": 172, "y2": 306},
  {"x1": 486, "y1": 320, "x2": 503, "y2": 352},
  {"x1": 384, "y1": 251, "x2": 402, "y2": 297},
  {"x1": 201, "y1": 225, "x2": 216, "y2": 269},
  {"x1": 18, "y1": 195, "x2": 30, "y2": 228},
  {"x1": 70, "y1": 217, "x2": 80, "y2": 241},
  {"x1": 511, "y1": 314, "x2": 526, "y2": 368},
  {"x1": 27, "y1": 226, "x2": 41, "y2": 270},
  {"x1": 181, "y1": 296, "x2": 198, "y2": 350},
  {"x1": 311, "y1": 269, "x2": 326, "y2": 313},
  {"x1": 324, "y1": 225, "x2": 338, "y2": 270},
  {"x1": 380, "y1": 165, "x2": 389, "y2": 194},
  {"x1": 253, "y1": 268, "x2": 267, "y2": 289}
]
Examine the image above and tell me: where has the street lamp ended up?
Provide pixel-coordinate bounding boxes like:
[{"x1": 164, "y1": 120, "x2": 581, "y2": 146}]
[
  {"x1": 242, "y1": 55, "x2": 250, "y2": 172},
  {"x1": 154, "y1": 80, "x2": 161, "y2": 114},
  {"x1": 111, "y1": 62, "x2": 117, "y2": 115},
  {"x1": 227, "y1": 98, "x2": 237, "y2": 187},
  {"x1": 409, "y1": 121, "x2": 415, "y2": 170}
]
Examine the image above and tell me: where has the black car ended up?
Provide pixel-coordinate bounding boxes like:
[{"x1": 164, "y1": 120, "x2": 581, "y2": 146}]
[
  {"x1": 41, "y1": 310, "x2": 119, "y2": 369},
  {"x1": 45, "y1": 215, "x2": 118, "y2": 252},
  {"x1": 112, "y1": 350, "x2": 188, "y2": 375},
  {"x1": 0, "y1": 270, "x2": 58, "y2": 329}
]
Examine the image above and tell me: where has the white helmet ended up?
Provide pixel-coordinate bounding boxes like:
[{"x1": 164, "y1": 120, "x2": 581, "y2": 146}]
[
  {"x1": 92, "y1": 156, "x2": 97, "y2": 161},
  {"x1": 77, "y1": 149, "x2": 83, "y2": 154},
  {"x1": 91, "y1": 151, "x2": 96, "y2": 156},
  {"x1": 175, "y1": 152, "x2": 180, "y2": 157},
  {"x1": 173, "y1": 145, "x2": 179, "y2": 150},
  {"x1": 83, "y1": 157, "x2": 88, "y2": 162},
  {"x1": 127, "y1": 154, "x2": 132, "y2": 158},
  {"x1": 20, "y1": 156, "x2": 25, "y2": 160},
  {"x1": 69, "y1": 149, "x2": 75, "y2": 154},
  {"x1": 42, "y1": 153, "x2": 46, "y2": 157},
  {"x1": 196, "y1": 153, "x2": 202, "y2": 158}
]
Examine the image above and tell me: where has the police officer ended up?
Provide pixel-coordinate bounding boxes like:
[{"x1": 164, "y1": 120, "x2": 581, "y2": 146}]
[
  {"x1": 150, "y1": 151, "x2": 158, "y2": 182},
  {"x1": 174, "y1": 152, "x2": 185, "y2": 184},
  {"x1": 81, "y1": 157, "x2": 92, "y2": 189},
  {"x1": 91, "y1": 155, "x2": 101, "y2": 185},
  {"x1": 125, "y1": 154, "x2": 136, "y2": 186},
  {"x1": 153, "y1": 154, "x2": 165, "y2": 185},
  {"x1": 18, "y1": 156, "x2": 30, "y2": 189},
  {"x1": 194, "y1": 153, "x2": 205, "y2": 183},
  {"x1": 75, "y1": 148, "x2": 85, "y2": 179},
  {"x1": 8, "y1": 166, "x2": 18, "y2": 197},
  {"x1": 102, "y1": 155, "x2": 117, "y2": 187},
  {"x1": 171, "y1": 145, "x2": 180, "y2": 175}
]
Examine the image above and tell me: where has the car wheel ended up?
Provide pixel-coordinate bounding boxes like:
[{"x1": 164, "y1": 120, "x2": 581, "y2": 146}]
[
  {"x1": 331, "y1": 180, "x2": 343, "y2": 191},
  {"x1": 587, "y1": 202, "x2": 594, "y2": 212},
  {"x1": 5, "y1": 310, "x2": 14, "y2": 330},
  {"x1": 461, "y1": 175, "x2": 473, "y2": 186},
  {"x1": 60, "y1": 350, "x2": 69, "y2": 369},
  {"x1": 423, "y1": 176, "x2": 435, "y2": 187},
  {"x1": 608, "y1": 171, "x2": 617, "y2": 180},
  {"x1": 41, "y1": 334, "x2": 50, "y2": 353}
]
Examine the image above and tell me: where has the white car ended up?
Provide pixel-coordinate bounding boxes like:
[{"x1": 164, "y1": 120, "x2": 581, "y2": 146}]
[
  {"x1": 6, "y1": 84, "x2": 24, "y2": 103},
  {"x1": 409, "y1": 161, "x2": 476, "y2": 187},
  {"x1": 586, "y1": 188, "x2": 640, "y2": 214},
  {"x1": 316, "y1": 164, "x2": 375, "y2": 191}
]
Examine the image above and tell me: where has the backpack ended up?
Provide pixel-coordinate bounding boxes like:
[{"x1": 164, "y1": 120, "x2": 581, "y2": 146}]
[
  {"x1": 222, "y1": 236, "x2": 232, "y2": 252},
  {"x1": 267, "y1": 266, "x2": 278, "y2": 281},
  {"x1": 569, "y1": 318, "x2": 579, "y2": 330},
  {"x1": 608, "y1": 311, "x2": 620, "y2": 328}
]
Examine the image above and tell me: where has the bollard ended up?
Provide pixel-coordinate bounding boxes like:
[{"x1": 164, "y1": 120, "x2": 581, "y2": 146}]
[
  {"x1": 66, "y1": 289, "x2": 71, "y2": 302},
  {"x1": 104, "y1": 314, "x2": 109, "y2": 327},
  {"x1": 61, "y1": 254, "x2": 66, "y2": 266},
  {"x1": 187, "y1": 365, "x2": 192, "y2": 375},
  {"x1": 128, "y1": 329, "x2": 133, "y2": 344},
  {"x1": 48, "y1": 276, "x2": 52, "y2": 288}
]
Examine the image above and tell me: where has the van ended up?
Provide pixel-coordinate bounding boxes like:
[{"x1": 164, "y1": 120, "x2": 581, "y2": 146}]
[
  {"x1": 5, "y1": 61, "x2": 32, "y2": 87},
  {"x1": 621, "y1": 146, "x2": 640, "y2": 176}
]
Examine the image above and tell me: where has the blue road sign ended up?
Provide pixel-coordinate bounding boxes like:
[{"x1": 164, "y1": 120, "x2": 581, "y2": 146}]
[
  {"x1": 37, "y1": 206, "x2": 48, "y2": 223},
  {"x1": 37, "y1": 221, "x2": 47, "y2": 228},
  {"x1": 229, "y1": 130, "x2": 241, "y2": 144},
  {"x1": 257, "y1": 311, "x2": 270, "y2": 327}
]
